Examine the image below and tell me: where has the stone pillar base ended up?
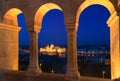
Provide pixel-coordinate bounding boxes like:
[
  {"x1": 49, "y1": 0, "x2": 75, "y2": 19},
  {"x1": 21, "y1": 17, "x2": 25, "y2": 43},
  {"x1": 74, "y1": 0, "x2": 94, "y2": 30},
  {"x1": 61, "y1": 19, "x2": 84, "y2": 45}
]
[
  {"x1": 65, "y1": 70, "x2": 80, "y2": 81},
  {"x1": 26, "y1": 66, "x2": 42, "y2": 76},
  {"x1": 25, "y1": 75, "x2": 38, "y2": 81}
]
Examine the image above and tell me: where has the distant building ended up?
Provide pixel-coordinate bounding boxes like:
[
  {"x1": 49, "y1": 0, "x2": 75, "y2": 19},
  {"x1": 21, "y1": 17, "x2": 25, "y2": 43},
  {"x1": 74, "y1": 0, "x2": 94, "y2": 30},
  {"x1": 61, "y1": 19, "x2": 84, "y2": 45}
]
[{"x1": 40, "y1": 44, "x2": 66, "y2": 57}]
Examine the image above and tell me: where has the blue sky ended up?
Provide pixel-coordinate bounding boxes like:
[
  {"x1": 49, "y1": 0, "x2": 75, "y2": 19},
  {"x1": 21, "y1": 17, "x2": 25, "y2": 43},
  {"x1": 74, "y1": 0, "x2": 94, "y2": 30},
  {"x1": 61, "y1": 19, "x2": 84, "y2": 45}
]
[
  {"x1": 77, "y1": 5, "x2": 110, "y2": 46},
  {"x1": 18, "y1": 4, "x2": 110, "y2": 47}
]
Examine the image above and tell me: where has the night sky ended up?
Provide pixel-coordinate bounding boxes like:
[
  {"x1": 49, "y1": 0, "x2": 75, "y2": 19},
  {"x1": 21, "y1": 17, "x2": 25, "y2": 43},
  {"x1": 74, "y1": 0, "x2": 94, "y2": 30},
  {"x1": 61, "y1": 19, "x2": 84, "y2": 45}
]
[{"x1": 18, "y1": 4, "x2": 110, "y2": 47}]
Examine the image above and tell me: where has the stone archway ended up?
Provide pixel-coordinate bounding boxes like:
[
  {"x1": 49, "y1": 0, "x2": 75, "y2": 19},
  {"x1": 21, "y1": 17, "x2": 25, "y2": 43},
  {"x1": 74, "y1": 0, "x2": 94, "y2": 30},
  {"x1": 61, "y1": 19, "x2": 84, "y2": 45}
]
[
  {"x1": 3, "y1": 8, "x2": 23, "y2": 26},
  {"x1": 76, "y1": 0, "x2": 120, "y2": 80},
  {"x1": 76, "y1": 0, "x2": 115, "y2": 24},
  {"x1": 0, "y1": 8, "x2": 22, "y2": 70},
  {"x1": 34, "y1": 3, "x2": 63, "y2": 28},
  {"x1": 26, "y1": 3, "x2": 64, "y2": 76}
]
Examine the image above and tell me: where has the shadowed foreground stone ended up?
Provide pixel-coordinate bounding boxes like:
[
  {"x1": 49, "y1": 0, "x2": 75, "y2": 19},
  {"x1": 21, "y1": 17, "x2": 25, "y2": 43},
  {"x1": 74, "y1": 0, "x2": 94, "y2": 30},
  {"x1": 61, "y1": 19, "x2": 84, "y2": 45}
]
[{"x1": 1, "y1": 70, "x2": 118, "y2": 81}]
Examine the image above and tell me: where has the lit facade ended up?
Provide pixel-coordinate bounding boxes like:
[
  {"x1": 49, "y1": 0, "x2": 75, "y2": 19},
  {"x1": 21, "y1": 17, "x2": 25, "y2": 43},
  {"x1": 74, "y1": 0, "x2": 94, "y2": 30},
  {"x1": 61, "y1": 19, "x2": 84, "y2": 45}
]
[{"x1": 40, "y1": 44, "x2": 66, "y2": 55}]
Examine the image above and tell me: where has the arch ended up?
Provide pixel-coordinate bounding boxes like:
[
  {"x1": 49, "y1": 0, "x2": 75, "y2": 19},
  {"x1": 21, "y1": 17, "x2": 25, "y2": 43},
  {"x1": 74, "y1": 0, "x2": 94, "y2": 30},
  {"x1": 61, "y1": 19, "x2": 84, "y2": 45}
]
[
  {"x1": 3, "y1": 8, "x2": 23, "y2": 26},
  {"x1": 76, "y1": 0, "x2": 115, "y2": 27},
  {"x1": 34, "y1": 3, "x2": 63, "y2": 28},
  {"x1": 76, "y1": 0, "x2": 120, "y2": 80}
]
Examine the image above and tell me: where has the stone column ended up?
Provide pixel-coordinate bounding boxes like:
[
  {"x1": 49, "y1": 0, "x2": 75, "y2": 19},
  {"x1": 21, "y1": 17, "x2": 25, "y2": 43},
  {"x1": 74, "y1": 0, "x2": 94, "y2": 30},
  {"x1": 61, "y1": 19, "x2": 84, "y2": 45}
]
[
  {"x1": 65, "y1": 23, "x2": 80, "y2": 81},
  {"x1": 107, "y1": 11, "x2": 120, "y2": 79},
  {"x1": 0, "y1": 22, "x2": 20, "y2": 70},
  {"x1": 26, "y1": 25, "x2": 42, "y2": 76}
]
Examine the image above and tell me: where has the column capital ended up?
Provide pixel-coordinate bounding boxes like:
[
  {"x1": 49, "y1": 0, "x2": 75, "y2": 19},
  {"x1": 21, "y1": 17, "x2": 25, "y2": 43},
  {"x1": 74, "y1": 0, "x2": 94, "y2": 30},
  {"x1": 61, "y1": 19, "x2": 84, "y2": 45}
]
[
  {"x1": 65, "y1": 18, "x2": 78, "y2": 32},
  {"x1": 67, "y1": 27, "x2": 76, "y2": 32},
  {"x1": 65, "y1": 17, "x2": 76, "y2": 23},
  {"x1": 27, "y1": 24, "x2": 41, "y2": 33},
  {"x1": 66, "y1": 27, "x2": 78, "y2": 35},
  {"x1": 65, "y1": 18, "x2": 76, "y2": 26},
  {"x1": 107, "y1": 11, "x2": 118, "y2": 27},
  {"x1": 117, "y1": 0, "x2": 120, "y2": 16}
]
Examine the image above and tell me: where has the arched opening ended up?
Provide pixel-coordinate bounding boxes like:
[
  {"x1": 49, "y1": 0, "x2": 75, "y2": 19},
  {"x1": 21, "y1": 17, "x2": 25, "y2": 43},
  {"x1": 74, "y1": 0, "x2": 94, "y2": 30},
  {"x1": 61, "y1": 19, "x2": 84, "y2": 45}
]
[
  {"x1": 39, "y1": 9, "x2": 67, "y2": 74},
  {"x1": 77, "y1": 4, "x2": 110, "y2": 78},
  {"x1": 34, "y1": 3, "x2": 62, "y2": 27},
  {"x1": 76, "y1": 0, "x2": 120, "y2": 80},
  {"x1": 35, "y1": 3, "x2": 67, "y2": 74},
  {"x1": 76, "y1": 0, "x2": 115, "y2": 24},
  {"x1": 17, "y1": 13, "x2": 30, "y2": 70}
]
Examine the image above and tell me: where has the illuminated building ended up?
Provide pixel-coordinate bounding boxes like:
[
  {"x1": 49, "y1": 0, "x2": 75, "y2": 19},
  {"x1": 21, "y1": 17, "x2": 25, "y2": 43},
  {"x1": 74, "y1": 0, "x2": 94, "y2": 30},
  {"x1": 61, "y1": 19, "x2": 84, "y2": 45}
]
[{"x1": 40, "y1": 44, "x2": 66, "y2": 57}]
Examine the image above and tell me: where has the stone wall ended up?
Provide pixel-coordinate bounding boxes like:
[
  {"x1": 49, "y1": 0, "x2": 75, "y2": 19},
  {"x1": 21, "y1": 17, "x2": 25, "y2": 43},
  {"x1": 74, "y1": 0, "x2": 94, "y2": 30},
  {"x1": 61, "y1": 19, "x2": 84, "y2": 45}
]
[{"x1": 0, "y1": 23, "x2": 20, "y2": 70}]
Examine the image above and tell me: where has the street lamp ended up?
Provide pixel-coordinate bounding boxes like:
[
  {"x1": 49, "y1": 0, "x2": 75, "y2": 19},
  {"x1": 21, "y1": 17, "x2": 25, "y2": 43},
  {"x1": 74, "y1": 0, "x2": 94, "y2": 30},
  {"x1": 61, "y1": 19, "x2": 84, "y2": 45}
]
[
  {"x1": 51, "y1": 70, "x2": 54, "y2": 74},
  {"x1": 102, "y1": 70, "x2": 105, "y2": 78},
  {"x1": 39, "y1": 63, "x2": 42, "y2": 68}
]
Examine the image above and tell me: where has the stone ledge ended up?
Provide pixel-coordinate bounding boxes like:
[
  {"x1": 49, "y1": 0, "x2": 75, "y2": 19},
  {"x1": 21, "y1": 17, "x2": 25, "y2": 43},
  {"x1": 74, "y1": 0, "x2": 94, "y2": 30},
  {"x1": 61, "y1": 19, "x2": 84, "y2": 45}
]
[
  {"x1": 0, "y1": 23, "x2": 21, "y2": 31},
  {"x1": 0, "y1": 70, "x2": 117, "y2": 81}
]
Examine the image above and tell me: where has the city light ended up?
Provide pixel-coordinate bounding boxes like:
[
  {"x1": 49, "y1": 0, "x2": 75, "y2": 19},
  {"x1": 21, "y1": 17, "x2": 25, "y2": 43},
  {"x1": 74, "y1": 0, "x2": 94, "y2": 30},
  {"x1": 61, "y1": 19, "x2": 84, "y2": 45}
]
[{"x1": 40, "y1": 44, "x2": 66, "y2": 57}]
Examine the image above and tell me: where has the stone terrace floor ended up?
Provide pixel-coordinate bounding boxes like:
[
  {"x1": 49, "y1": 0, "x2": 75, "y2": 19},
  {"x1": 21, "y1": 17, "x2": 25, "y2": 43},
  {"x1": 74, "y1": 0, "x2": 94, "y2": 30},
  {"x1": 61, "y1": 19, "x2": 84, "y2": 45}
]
[{"x1": 0, "y1": 70, "x2": 119, "y2": 81}]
